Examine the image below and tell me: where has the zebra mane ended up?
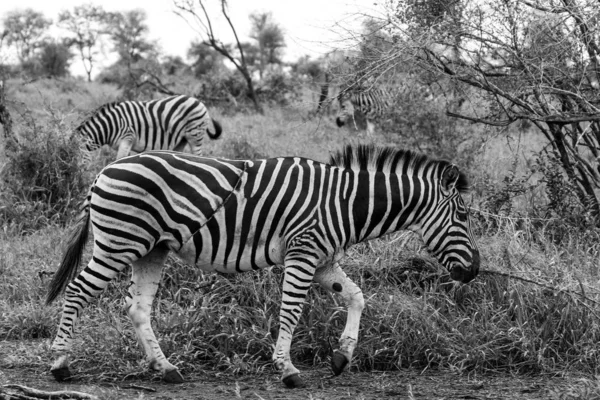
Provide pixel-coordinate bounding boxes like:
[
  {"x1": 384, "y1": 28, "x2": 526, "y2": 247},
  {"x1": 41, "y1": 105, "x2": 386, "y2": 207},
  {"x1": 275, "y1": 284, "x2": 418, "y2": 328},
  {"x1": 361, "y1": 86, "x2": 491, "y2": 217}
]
[{"x1": 328, "y1": 144, "x2": 470, "y2": 193}]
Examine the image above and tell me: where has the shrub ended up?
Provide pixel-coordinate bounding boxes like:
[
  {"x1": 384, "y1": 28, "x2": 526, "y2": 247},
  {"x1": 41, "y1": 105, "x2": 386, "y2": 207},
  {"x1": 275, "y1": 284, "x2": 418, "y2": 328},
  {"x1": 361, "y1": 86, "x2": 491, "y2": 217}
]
[
  {"x1": 255, "y1": 68, "x2": 302, "y2": 106},
  {"x1": 0, "y1": 113, "x2": 89, "y2": 235}
]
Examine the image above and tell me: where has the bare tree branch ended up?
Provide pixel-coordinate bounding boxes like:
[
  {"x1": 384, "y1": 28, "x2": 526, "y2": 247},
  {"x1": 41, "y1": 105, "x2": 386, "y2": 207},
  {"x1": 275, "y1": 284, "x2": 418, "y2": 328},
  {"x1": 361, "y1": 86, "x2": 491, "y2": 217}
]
[{"x1": 173, "y1": 0, "x2": 263, "y2": 112}]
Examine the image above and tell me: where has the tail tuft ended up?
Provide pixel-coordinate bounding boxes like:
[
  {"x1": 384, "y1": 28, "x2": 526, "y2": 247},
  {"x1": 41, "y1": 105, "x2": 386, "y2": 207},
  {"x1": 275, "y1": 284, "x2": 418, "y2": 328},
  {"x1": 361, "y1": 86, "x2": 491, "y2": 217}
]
[{"x1": 208, "y1": 118, "x2": 222, "y2": 139}]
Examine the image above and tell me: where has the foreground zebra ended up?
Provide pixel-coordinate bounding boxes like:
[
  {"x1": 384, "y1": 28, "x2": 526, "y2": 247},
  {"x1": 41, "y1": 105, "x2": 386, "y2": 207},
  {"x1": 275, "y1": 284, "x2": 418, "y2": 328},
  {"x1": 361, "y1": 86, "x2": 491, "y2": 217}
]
[
  {"x1": 336, "y1": 88, "x2": 390, "y2": 136},
  {"x1": 76, "y1": 95, "x2": 222, "y2": 161},
  {"x1": 46, "y1": 144, "x2": 480, "y2": 388}
]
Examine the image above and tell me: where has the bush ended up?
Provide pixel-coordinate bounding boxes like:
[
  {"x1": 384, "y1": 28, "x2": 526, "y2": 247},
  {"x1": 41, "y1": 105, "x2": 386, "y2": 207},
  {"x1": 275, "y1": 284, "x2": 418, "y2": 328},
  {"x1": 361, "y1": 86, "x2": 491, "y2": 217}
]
[
  {"x1": 0, "y1": 114, "x2": 90, "y2": 235},
  {"x1": 255, "y1": 67, "x2": 302, "y2": 106}
]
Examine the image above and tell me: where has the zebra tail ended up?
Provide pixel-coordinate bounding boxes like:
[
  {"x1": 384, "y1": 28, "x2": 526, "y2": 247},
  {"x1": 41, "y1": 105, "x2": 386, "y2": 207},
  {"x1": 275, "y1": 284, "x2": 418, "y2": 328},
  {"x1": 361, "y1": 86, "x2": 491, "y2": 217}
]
[
  {"x1": 46, "y1": 200, "x2": 91, "y2": 305},
  {"x1": 207, "y1": 118, "x2": 222, "y2": 139}
]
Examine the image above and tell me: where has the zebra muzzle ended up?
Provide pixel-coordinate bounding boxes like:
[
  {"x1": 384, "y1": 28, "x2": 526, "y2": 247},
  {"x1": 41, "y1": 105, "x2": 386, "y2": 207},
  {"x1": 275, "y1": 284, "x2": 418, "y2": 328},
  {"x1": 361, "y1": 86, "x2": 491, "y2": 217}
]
[{"x1": 449, "y1": 250, "x2": 480, "y2": 284}]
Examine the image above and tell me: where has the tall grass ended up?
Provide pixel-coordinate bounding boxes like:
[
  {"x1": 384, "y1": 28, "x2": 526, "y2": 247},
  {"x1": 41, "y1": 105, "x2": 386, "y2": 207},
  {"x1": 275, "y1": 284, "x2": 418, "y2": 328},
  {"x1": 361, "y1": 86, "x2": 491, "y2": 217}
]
[{"x1": 2, "y1": 226, "x2": 600, "y2": 380}]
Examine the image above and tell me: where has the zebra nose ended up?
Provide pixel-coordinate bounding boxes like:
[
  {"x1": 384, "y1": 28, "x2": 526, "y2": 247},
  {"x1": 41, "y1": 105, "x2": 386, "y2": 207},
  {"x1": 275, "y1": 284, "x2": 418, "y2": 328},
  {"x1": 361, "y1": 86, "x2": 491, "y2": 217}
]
[{"x1": 449, "y1": 250, "x2": 480, "y2": 284}]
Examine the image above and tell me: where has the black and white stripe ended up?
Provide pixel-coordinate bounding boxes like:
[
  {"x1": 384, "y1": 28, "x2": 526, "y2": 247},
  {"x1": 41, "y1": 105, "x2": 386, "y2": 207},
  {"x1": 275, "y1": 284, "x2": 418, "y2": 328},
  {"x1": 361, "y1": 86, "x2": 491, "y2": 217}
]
[
  {"x1": 46, "y1": 144, "x2": 480, "y2": 387},
  {"x1": 76, "y1": 95, "x2": 222, "y2": 161},
  {"x1": 335, "y1": 88, "x2": 391, "y2": 135}
]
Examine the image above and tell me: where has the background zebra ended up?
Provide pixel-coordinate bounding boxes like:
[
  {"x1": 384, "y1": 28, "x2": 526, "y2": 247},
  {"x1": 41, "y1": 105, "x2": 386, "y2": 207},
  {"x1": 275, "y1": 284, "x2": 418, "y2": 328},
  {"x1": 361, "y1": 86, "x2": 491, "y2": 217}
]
[
  {"x1": 75, "y1": 94, "x2": 222, "y2": 161},
  {"x1": 335, "y1": 87, "x2": 391, "y2": 136},
  {"x1": 46, "y1": 144, "x2": 479, "y2": 388}
]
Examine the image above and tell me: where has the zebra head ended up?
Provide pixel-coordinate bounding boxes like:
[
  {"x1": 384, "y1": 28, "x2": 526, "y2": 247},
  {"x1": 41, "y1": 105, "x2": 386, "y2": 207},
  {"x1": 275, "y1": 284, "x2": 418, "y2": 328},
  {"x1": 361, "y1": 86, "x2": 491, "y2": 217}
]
[
  {"x1": 417, "y1": 164, "x2": 480, "y2": 284},
  {"x1": 335, "y1": 92, "x2": 354, "y2": 128},
  {"x1": 74, "y1": 102, "x2": 124, "y2": 154}
]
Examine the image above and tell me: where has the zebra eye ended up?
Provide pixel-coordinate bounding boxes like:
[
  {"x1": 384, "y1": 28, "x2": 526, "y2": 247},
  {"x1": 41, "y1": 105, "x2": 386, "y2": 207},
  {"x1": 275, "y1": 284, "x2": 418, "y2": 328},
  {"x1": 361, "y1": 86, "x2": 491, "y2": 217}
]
[{"x1": 456, "y1": 211, "x2": 468, "y2": 222}]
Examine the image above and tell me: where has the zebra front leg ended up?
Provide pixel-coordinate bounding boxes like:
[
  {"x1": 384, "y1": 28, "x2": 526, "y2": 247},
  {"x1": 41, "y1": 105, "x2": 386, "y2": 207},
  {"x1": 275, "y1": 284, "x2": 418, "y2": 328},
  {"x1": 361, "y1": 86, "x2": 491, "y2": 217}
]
[
  {"x1": 50, "y1": 247, "x2": 128, "y2": 381},
  {"x1": 365, "y1": 120, "x2": 375, "y2": 137},
  {"x1": 273, "y1": 258, "x2": 316, "y2": 388},
  {"x1": 125, "y1": 246, "x2": 183, "y2": 383},
  {"x1": 313, "y1": 263, "x2": 364, "y2": 376}
]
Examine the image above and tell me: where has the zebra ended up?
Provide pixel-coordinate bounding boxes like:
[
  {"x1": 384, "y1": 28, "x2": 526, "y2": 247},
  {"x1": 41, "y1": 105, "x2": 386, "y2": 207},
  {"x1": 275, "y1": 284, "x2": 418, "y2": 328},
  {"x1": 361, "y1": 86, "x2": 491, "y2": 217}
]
[
  {"x1": 45, "y1": 144, "x2": 480, "y2": 388},
  {"x1": 335, "y1": 88, "x2": 391, "y2": 136},
  {"x1": 75, "y1": 94, "x2": 222, "y2": 161}
]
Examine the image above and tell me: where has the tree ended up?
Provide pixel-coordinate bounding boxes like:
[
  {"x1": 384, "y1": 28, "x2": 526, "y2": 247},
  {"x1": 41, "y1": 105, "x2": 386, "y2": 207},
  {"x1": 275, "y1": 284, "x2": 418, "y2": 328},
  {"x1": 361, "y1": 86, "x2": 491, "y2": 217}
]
[
  {"x1": 38, "y1": 40, "x2": 73, "y2": 77},
  {"x1": 249, "y1": 11, "x2": 285, "y2": 78},
  {"x1": 106, "y1": 9, "x2": 155, "y2": 64},
  {"x1": 187, "y1": 40, "x2": 225, "y2": 76},
  {"x1": 357, "y1": 0, "x2": 600, "y2": 219},
  {"x1": 162, "y1": 55, "x2": 188, "y2": 76},
  {"x1": 3, "y1": 9, "x2": 51, "y2": 63},
  {"x1": 174, "y1": 0, "x2": 263, "y2": 113},
  {"x1": 58, "y1": 4, "x2": 109, "y2": 82}
]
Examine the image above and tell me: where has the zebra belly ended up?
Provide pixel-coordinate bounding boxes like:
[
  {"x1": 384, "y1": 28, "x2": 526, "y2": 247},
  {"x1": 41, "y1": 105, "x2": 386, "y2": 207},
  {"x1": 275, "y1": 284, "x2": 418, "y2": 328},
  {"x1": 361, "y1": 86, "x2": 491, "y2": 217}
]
[{"x1": 176, "y1": 228, "x2": 286, "y2": 273}]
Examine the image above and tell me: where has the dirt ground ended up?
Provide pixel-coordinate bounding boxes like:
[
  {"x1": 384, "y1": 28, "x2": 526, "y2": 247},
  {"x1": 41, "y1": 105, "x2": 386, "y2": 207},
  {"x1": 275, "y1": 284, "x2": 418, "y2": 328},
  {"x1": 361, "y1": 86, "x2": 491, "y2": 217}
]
[
  {"x1": 1, "y1": 366, "x2": 576, "y2": 400},
  {"x1": 0, "y1": 340, "x2": 590, "y2": 400}
]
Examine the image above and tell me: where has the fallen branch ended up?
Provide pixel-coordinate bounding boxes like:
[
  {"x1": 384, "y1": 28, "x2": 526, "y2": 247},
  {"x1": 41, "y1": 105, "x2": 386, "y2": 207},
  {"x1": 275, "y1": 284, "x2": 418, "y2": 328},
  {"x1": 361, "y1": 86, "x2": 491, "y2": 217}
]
[
  {"x1": 121, "y1": 384, "x2": 156, "y2": 392},
  {"x1": 1, "y1": 385, "x2": 99, "y2": 400}
]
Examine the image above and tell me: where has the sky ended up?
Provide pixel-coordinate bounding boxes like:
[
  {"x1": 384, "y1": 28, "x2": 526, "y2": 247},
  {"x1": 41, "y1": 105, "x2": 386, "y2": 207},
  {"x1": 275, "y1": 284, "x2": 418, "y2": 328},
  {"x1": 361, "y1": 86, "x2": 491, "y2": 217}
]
[{"x1": 0, "y1": 0, "x2": 385, "y2": 77}]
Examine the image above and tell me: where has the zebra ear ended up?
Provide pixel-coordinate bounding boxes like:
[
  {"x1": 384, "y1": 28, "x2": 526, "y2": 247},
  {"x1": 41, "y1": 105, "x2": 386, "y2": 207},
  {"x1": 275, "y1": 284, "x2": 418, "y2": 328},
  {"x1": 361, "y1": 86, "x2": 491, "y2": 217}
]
[{"x1": 441, "y1": 165, "x2": 460, "y2": 191}]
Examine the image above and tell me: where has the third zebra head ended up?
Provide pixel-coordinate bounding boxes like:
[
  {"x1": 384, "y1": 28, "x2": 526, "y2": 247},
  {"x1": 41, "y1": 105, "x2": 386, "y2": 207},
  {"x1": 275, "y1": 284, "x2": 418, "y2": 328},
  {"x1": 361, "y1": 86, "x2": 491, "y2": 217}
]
[{"x1": 415, "y1": 163, "x2": 480, "y2": 284}]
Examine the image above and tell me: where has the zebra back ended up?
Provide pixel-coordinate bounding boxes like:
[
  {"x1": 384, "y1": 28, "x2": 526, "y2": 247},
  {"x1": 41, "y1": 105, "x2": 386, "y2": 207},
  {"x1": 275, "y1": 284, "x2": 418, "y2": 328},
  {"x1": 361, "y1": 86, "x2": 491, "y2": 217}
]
[{"x1": 75, "y1": 95, "x2": 221, "y2": 159}]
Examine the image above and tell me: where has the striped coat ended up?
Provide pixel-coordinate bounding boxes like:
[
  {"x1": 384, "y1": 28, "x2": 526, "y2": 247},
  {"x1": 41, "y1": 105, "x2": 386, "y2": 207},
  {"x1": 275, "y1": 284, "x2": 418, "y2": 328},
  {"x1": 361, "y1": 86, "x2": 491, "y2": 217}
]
[
  {"x1": 76, "y1": 95, "x2": 222, "y2": 160},
  {"x1": 46, "y1": 145, "x2": 479, "y2": 387}
]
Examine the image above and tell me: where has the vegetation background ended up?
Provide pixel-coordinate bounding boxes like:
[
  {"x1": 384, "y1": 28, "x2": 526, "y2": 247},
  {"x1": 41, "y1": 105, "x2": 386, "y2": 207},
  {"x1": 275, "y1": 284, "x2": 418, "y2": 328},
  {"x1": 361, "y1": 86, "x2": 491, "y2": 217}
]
[{"x1": 1, "y1": 1, "x2": 600, "y2": 399}]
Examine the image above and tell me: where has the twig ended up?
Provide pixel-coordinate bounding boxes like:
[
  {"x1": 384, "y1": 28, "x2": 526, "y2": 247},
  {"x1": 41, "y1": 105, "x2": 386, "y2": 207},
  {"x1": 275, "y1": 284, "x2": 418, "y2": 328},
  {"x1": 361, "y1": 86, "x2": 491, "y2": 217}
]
[
  {"x1": 2, "y1": 385, "x2": 100, "y2": 400},
  {"x1": 121, "y1": 384, "x2": 156, "y2": 392}
]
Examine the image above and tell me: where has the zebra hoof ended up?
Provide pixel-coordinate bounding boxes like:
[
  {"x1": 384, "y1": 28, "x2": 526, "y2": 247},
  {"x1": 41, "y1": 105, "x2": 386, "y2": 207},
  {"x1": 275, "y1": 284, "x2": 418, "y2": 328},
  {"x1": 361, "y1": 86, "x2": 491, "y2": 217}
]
[
  {"x1": 163, "y1": 369, "x2": 184, "y2": 384},
  {"x1": 282, "y1": 373, "x2": 306, "y2": 388},
  {"x1": 331, "y1": 351, "x2": 348, "y2": 376},
  {"x1": 51, "y1": 367, "x2": 71, "y2": 382}
]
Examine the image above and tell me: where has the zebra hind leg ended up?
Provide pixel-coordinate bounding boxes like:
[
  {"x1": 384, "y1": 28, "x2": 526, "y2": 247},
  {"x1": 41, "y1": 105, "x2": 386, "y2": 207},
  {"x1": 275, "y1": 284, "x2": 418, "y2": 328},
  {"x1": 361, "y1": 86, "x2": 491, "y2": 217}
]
[
  {"x1": 49, "y1": 244, "x2": 131, "y2": 380},
  {"x1": 124, "y1": 245, "x2": 183, "y2": 383},
  {"x1": 313, "y1": 263, "x2": 364, "y2": 375}
]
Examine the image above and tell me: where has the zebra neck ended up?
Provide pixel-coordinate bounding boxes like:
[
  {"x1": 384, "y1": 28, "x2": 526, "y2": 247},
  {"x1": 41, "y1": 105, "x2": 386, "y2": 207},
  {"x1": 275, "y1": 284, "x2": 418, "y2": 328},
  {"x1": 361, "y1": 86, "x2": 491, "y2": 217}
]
[{"x1": 352, "y1": 171, "x2": 433, "y2": 244}]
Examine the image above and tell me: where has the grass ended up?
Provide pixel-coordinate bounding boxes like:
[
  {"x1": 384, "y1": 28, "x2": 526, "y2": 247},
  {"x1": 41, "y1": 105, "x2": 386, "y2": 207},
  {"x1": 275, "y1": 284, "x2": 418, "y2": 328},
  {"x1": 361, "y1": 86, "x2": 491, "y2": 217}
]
[{"x1": 2, "y1": 78, "x2": 600, "y2": 397}]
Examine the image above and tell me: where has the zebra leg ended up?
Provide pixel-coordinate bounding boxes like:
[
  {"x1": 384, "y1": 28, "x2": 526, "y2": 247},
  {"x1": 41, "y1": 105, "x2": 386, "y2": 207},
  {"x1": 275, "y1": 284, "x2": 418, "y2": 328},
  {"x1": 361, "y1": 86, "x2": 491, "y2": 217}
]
[
  {"x1": 273, "y1": 259, "x2": 316, "y2": 388},
  {"x1": 184, "y1": 131, "x2": 203, "y2": 156},
  {"x1": 50, "y1": 244, "x2": 130, "y2": 381},
  {"x1": 365, "y1": 120, "x2": 375, "y2": 137},
  {"x1": 313, "y1": 263, "x2": 364, "y2": 376},
  {"x1": 124, "y1": 246, "x2": 183, "y2": 383},
  {"x1": 116, "y1": 132, "x2": 135, "y2": 159}
]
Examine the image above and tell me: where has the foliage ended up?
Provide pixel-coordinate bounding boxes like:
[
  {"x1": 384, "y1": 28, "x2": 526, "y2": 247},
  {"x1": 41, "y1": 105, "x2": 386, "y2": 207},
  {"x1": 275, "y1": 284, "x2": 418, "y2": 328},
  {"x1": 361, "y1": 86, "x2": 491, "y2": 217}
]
[
  {"x1": 58, "y1": 4, "x2": 110, "y2": 82},
  {"x1": 256, "y1": 67, "x2": 303, "y2": 106},
  {"x1": 291, "y1": 55, "x2": 323, "y2": 82},
  {"x1": 37, "y1": 40, "x2": 73, "y2": 78},
  {"x1": 174, "y1": 0, "x2": 264, "y2": 112},
  {"x1": 360, "y1": 0, "x2": 600, "y2": 218},
  {"x1": 105, "y1": 9, "x2": 155, "y2": 64},
  {"x1": 2, "y1": 8, "x2": 52, "y2": 63},
  {"x1": 248, "y1": 11, "x2": 286, "y2": 78},
  {"x1": 0, "y1": 110, "x2": 89, "y2": 235},
  {"x1": 188, "y1": 41, "x2": 227, "y2": 77}
]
